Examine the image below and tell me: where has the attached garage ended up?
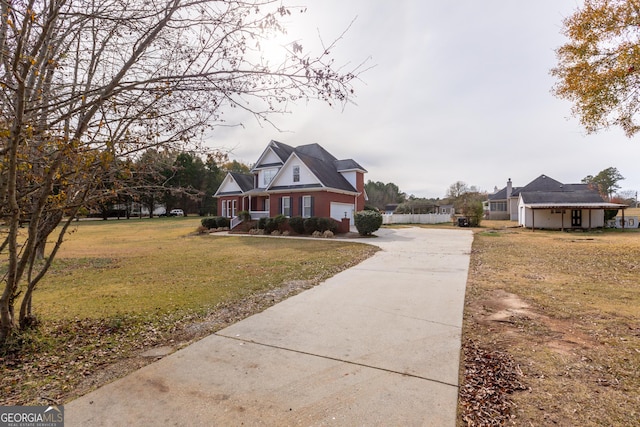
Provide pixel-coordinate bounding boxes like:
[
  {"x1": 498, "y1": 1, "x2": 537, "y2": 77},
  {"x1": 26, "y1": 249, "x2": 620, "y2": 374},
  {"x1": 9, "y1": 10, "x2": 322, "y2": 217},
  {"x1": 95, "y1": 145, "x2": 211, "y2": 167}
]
[{"x1": 330, "y1": 202, "x2": 354, "y2": 224}]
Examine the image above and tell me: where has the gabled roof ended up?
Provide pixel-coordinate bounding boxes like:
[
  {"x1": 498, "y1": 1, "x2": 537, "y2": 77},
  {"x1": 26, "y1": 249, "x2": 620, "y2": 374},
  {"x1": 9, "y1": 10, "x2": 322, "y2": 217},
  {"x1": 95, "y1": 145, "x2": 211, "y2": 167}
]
[
  {"x1": 229, "y1": 172, "x2": 254, "y2": 192},
  {"x1": 213, "y1": 172, "x2": 253, "y2": 196},
  {"x1": 217, "y1": 141, "x2": 365, "y2": 197},
  {"x1": 295, "y1": 151, "x2": 356, "y2": 192},
  {"x1": 488, "y1": 186, "x2": 521, "y2": 201},
  {"x1": 512, "y1": 174, "x2": 563, "y2": 197},
  {"x1": 268, "y1": 143, "x2": 365, "y2": 193},
  {"x1": 251, "y1": 140, "x2": 295, "y2": 171}
]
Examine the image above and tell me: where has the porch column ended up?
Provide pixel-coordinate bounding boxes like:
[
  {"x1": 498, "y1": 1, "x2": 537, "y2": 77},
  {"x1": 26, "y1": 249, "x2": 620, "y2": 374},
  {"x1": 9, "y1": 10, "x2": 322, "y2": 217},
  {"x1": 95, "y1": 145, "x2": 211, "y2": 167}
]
[{"x1": 531, "y1": 209, "x2": 535, "y2": 231}]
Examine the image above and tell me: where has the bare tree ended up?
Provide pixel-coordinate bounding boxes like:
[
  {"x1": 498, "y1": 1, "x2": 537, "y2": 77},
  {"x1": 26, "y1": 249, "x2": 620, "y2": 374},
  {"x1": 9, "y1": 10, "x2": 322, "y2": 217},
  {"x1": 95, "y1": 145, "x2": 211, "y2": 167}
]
[{"x1": 0, "y1": 0, "x2": 364, "y2": 343}]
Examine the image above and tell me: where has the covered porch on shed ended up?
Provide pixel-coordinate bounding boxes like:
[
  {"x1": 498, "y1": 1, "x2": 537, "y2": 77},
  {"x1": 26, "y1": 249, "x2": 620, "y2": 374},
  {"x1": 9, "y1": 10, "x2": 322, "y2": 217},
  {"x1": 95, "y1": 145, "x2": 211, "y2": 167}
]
[{"x1": 520, "y1": 202, "x2": 628, "y2": 231}]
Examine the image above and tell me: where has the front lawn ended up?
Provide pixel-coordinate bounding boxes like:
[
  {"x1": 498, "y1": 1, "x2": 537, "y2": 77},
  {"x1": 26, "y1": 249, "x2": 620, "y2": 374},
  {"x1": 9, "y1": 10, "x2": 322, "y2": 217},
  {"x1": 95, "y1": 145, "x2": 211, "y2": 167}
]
[{"x1": 1, "y1": 217, "x2": 378, "y2": 405}]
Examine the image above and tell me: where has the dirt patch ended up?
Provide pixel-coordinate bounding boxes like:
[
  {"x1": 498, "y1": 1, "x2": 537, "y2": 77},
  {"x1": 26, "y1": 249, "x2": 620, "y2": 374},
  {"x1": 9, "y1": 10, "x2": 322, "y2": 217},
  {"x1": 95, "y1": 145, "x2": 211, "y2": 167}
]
[
  {"x1": 459, "y1": 229, "x2": 640, "y2": 426},
  {"x1": 472, "y1": 289, "x2": 595, "y2": 357}
]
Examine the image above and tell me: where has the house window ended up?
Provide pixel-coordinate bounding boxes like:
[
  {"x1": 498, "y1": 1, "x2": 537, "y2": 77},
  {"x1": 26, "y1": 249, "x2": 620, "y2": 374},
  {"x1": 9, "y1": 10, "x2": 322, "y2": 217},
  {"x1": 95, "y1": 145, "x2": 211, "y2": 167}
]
[
  {"x1": 490, "y1": 201, "x2": 507, "y2": 211},
  {"x1": 302, "y1": 195, "x2": 312, "y2": 218},
  {"x1": 293, "y1": 166, "x2": 300, "y2": 183},
  {"x1": 282, "y1": 196, "x2": 291, "y2": 217},
  {"x1": 221, "y1": 200, "x2": 227, "y2": 217},
  {"x1": 263, "y1": 169, "x2": 277, "y2": 186},
  {"x1": 231, "y1": 200, "x2": 237, "y2": 217}
]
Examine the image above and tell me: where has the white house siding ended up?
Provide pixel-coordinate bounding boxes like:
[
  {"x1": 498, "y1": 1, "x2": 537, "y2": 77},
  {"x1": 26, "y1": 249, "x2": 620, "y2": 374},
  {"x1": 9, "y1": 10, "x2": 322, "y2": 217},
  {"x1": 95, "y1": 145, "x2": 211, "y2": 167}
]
[
  {"x1": 330, "y1": 202, "x2": 354, "y2": 223},
  {"x1": 258, "y1": 149, "x2": 282, "y2": 166},
  {"x1": 217, "y1": 175, "x2": 242, "y2": 193},
  {"x1": 270, "y1": 154, "x2": 319, "y2": 187},
  {"x1": 340, "y1": 171, "x2": 357, "y2": 190},
  {"x1": 521, "y1": 208, "x2": 605, "y2": 229}
]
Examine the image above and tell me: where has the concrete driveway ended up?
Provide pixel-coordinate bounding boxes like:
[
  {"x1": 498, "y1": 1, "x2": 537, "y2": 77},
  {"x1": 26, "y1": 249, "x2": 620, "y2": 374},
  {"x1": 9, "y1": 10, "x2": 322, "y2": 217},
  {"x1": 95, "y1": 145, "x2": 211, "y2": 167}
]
[{"x1": 66, "y1": 226, "x2": 473, "y2": 426}]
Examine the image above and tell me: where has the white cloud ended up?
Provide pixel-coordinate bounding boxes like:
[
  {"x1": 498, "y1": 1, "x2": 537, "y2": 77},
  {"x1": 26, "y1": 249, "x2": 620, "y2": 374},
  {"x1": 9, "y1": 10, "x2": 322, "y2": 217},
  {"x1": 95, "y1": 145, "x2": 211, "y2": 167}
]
[{"x1": 206, "y1": 0, "x2": 640, "y2": 199}]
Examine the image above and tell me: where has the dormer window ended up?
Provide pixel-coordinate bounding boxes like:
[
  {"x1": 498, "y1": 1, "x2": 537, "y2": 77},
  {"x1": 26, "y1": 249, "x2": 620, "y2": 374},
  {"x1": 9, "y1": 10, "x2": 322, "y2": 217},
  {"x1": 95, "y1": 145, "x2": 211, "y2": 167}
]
[{"x1": 293, "y1": 166, "x2": 300, "y2": 183}]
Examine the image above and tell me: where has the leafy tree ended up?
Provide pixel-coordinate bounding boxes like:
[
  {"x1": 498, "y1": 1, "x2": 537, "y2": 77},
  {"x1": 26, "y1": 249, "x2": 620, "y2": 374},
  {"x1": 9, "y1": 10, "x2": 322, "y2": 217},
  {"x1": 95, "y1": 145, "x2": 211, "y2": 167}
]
[
  {"x1": 446, "y1": 181, "x2": 469, "y2": 199},
  {"x1": 364, "y1": 181, "x2": 406, "y2": 210},
  {"x1": 582, "y1": 167, "x2": 625, "y2": 200},
  {"x1": 0, "y1": 0, "x2": 363, "y2": 343},
  {"x1": 445, "y1": 181, "x2": 486, "y2": 226},
  {"x1": 222, "y1": 160, "x2": 251, "y2": 174},
  {"x1": 552, "y1": 0, "x2": 640, "y2": 137}
]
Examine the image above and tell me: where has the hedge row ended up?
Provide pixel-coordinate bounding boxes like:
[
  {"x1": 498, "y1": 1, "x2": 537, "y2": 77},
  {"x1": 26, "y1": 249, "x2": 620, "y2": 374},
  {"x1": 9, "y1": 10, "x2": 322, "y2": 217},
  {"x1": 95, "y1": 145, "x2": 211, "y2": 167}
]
[
  {"x1": 201, "y1": 216, "x2": 230, "y2": 229},
  {"x1": 257, "y1": 215, "x2": 339, "y2": 235}
]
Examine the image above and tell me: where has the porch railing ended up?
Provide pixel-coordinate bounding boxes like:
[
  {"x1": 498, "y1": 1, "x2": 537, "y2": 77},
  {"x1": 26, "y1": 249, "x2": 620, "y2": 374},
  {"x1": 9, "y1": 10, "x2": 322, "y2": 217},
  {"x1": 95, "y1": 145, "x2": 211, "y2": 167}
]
[
  {"x1": 230, "y1": 210, "x2": 269, "y2": 229},
  {"x1": 249, "y1": 210, "x2": 269, "y2": 220}
]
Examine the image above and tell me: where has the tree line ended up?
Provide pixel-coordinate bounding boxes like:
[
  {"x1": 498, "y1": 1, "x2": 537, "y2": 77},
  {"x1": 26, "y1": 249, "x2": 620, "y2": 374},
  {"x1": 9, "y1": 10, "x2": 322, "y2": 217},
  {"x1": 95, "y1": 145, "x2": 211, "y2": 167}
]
[{"x1": 90, "y1": 150, "x2": 250, "y2": 219}]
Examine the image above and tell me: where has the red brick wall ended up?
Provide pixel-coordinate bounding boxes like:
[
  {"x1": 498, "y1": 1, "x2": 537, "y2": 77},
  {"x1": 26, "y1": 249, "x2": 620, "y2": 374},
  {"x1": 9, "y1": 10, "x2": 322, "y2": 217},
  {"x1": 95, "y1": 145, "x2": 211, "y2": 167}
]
[
  {"x1": 217, "y1": 196, "x2": 243, "y2": 217},
  {"x1": 270, "y1": 191, "x2": 357, "y2": 218}
]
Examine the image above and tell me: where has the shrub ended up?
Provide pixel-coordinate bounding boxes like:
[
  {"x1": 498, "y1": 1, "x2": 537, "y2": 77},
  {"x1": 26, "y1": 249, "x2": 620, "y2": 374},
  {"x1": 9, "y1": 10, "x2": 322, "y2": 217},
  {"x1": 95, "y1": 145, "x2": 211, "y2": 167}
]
[
  {"x1": 258, "y1": 217, "x2": 267, "y2": 230},
  {"x1": 201, "y1": 217, "x2": 217, "y2": 229},
  {"x1": 317, "y1": 217, "x2": 338, "y2": 233},
  {"x1": 273, "y1": 214, "x2": 287, "y2": 230},
  {"x1": 263, "y1": 215, "x2": 286, "y2": 234},
  {"x1": 263, "y1": 218, "x2": 277, "y2": 234},
  {"x1": 238, "y1": 211, "x2": 251, "y2": 222},
  {"x1": 303, "y1": 217, "x2": 319, "y2": 234},
  {"x1": 215, "y1": 216, "x2": 230, "y2": 228},
  {"x1": 354, "y1": 210, "x2": 383, "y2": 236},
  {"x1": 288, "y1": 216, "x2": 305, "y2": 234}
]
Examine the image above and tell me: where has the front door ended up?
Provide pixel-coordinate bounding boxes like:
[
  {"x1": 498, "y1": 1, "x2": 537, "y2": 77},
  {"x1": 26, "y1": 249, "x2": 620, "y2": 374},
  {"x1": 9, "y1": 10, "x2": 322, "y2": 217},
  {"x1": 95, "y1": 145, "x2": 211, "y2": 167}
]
[{"x1": 571, "y1": 209, "x2": 582, "y2": 227}]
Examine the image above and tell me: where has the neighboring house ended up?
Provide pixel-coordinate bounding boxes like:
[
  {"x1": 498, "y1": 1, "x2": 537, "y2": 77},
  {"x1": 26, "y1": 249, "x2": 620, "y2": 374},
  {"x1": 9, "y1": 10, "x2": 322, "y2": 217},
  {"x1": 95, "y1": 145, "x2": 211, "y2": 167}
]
[
  {"x1": 384, "y1": 204, "x2": 399, "y2": 215},
  {"x1": 486, "y1": 178, "x2": 521, "y2": 220},
  {"x1": 488, "y1": 174, "x2": 628, "y2": 230},
  {"x1": 437, "y1": 204, "x2": 454, "y2": 215},
  {"x1": 214, "y1": 140, "x2": 367, "y2": 228}
]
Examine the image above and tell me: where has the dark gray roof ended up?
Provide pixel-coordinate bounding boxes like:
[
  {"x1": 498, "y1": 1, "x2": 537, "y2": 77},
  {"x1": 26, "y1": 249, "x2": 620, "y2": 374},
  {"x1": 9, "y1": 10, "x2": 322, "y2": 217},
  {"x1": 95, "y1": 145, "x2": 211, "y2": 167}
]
[
  {"x1": 229, "y1": 172, "x2": 254, "y2": 192},
  {"x1": 488, "y1": 186, "x2": 522, "y2": 201},
  {"x1": 334, "y1": 158, "x2": 367, "y2": 172},
  {"x1": 270, "y1": 140, "x2": 295, "y2": 163},
  {"x1": 295, "y1": 151, "x2": 356, "y2": 192},
  {"x1": 294, "y1": 143, "x2": 337, "y2": 162},
  {"x1": 520, "y1": 190, "x2": 605, "y2": 205},
  {"x1": 511, "y1": 174, "x2": 563, "y2": 196}
]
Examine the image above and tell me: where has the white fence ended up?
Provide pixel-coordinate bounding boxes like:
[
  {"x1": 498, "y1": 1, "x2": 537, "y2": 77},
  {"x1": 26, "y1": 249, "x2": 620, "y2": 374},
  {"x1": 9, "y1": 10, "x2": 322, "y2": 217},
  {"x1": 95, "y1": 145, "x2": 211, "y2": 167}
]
[{"x1": 382, "y1": 213, "x2": 452, "y2": 225}]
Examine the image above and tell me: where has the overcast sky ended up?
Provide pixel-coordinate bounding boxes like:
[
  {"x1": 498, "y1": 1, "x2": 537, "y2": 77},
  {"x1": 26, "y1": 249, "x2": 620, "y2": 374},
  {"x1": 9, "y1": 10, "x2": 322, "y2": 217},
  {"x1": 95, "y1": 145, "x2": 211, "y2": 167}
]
[{"x1": 208, "y1": 0, "x2": 640, "y2": 200}]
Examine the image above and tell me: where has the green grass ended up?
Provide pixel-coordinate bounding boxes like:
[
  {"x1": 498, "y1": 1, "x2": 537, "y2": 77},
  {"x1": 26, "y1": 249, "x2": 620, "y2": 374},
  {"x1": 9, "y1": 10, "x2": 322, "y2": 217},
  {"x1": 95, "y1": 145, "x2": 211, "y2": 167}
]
[{"x1": 2, "y1": 217, "x2": 378, "y2": 405}]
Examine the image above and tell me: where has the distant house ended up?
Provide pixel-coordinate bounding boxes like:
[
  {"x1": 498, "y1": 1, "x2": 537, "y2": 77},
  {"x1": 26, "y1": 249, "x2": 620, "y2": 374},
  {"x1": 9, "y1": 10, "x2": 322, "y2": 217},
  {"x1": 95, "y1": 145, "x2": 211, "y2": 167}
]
[
  {"x1": 488, "y1": 175, "x2": 627, "y2": 230},
  {"x1": 437, "y1": 204, "x2": 454, "y2": 215},
  {"x1": 214, "y1": 140, "x2": 367, "y2": 228}
]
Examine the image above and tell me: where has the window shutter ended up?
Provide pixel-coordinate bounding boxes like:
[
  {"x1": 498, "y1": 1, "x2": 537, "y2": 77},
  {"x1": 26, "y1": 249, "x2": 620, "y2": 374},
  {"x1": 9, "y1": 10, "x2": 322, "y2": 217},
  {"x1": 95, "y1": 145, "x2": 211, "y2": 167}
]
[
  {"x1": 278, "y1": 197, "x2": 282, "y2": 214},
  {"x1": 298, "y1": 196, "x2": 302, "y2": 216},
  {"x1": 310, "y1": 196, "x2": 314, "y2": 217}
]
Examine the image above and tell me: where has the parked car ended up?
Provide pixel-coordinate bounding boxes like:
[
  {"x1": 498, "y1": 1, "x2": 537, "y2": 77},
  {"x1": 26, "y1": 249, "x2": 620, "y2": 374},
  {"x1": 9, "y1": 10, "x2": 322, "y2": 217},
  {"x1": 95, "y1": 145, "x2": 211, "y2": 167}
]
[{"x1": 169, "y1": 209, "x2": 184, "y2": 217}]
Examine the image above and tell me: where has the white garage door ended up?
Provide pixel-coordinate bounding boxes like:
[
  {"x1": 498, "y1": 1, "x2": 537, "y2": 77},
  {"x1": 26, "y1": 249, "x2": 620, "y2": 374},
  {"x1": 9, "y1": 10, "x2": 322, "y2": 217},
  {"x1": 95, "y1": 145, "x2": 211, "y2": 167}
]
[{"x1": 330, "y1": 202, "x2": 355, "y2": 224}]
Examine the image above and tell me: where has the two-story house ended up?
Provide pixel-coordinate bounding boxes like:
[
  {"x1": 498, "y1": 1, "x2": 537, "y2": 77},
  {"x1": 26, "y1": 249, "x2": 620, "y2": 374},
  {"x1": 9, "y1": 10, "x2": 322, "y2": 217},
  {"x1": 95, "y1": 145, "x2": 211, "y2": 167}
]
[{"x1": 214, "y1": 140, "x2": 367, "y2": 229}]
